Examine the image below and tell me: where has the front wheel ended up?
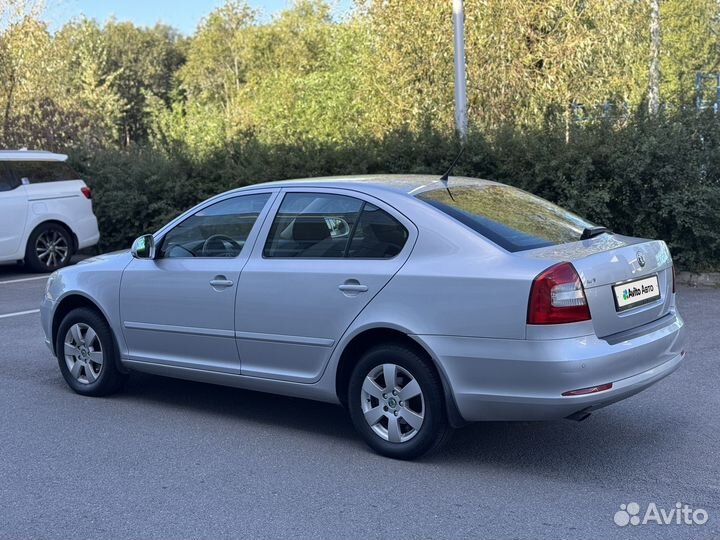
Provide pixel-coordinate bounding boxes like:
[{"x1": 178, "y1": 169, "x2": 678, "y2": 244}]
[
  {"x1": 348, "y1": 343, "x2": 452, "y2": 460},
  {"x1": 56, "y1": 308, "x2": 126, "y2": 396}
]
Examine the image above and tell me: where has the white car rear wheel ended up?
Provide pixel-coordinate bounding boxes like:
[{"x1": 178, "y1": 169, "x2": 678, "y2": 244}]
[{"x1": 25, "y1": 223, "x2": 72, "y2": 272}]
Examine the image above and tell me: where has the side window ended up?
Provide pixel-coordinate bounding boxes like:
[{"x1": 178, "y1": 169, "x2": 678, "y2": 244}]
[
  {"x1": 263, "y1": 193, "x2": 363, "y2": 258},
  {"x1": 0, "y1": 164, "x2": 20, "y2": 192},
  {"x1": 347, "y1": 203, "x2": 408, "y2": 258},
  {"x1": 8, "y1": 161, "x2": 81, "y2": 183},
  {"x1": 160, "y1": 193, "x2": 271, "y2": 259}
]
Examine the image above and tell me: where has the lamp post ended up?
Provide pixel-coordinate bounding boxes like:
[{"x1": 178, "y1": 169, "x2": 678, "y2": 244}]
[
  {"x1": 453, "y1": 0, "x2": 468, "y2": 140},
  {"x1": 648, "y1": 0, "x2": 660, "y2": 115}
]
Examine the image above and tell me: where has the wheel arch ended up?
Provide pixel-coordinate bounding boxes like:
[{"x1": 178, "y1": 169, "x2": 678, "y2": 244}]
[
  {"x1": 52, "y1": 294, "x2": 103, "y2": 352},
  {"x1": 334, "y1": 326, "x2": 466, "y2": 428},
  {"x1": 27, "y1": 219, "x2": 79, "y2": 254},
  {"x1": 51, "y1": 293, "x2": 128, "y2": 374}
]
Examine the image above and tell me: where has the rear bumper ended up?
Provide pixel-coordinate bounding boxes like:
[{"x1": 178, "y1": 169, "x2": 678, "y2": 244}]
[
  {"x1": 73, "y1": 214, "x2": 100, "y2": 250},
  {"x1": 417, "y1": 312, "x2": 686, "y2": 422}
]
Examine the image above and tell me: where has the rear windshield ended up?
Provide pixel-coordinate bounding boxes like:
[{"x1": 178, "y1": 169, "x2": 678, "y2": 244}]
[
  {"x1": 415, "y1": 184, "x2": 595, "y2": 252},
  {"x1": 7, "y1": 160, "x2": 81, "y2": 183}
]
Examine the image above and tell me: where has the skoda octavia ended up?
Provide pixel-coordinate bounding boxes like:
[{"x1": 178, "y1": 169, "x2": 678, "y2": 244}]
[{"x1": 40, "y1": 176, "x2": 686, "y2": 459}]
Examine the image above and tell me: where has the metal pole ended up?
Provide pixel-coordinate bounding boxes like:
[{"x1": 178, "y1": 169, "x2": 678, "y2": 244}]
[
  {"x1": 453, "y1": 0, "x2": 468, "y2": 140},
  {"x1": 648, "y1": 0, "x2": 660, "y2": 116}
]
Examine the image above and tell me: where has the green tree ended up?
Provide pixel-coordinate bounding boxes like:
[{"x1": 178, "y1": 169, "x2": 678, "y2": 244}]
[
  {"x1": 1, "y1": 0, "x2": 51, "y2": 142},
  {"x1": 240, "y1": 0, "x2": 372, "y2": 142},
  {"x1": 179, "y1": 0, "x2": 256, "y2": 112},
  {"x1": 103, "y1": 20, "x2": 186, "y2": 145},
  {"x1": 54, "y1": 19, "x2": 127, "y2": 145},
  {"x1": 360, "y1": 0, "x2": 650, "y2": 133},
  {"x1": 159, "y1": 0, "x2": 370, "y2": 149},
  {"x1": 0, "y1": 15, "x2": 75, "y2": 147},
  {"x1": 662, "y1": 0, "x2": 720, "y2": 104}
]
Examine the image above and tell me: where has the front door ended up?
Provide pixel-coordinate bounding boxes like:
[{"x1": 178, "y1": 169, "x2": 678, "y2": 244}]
[
  {"x1": 235, "y1": 189, "x2": 415, "y2": 383},
  {"x1": 119, "y1": 191, "x2": 274, "y2": 373}
]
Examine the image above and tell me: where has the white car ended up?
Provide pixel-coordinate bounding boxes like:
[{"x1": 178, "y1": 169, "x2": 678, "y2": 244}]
[{"x1": 0, "y1": 150, "x2": 100, "y2": 272}]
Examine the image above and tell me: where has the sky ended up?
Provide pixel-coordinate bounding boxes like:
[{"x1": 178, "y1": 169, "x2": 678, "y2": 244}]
[{"x1": 43, "y1": 0, "x2": 354, "y2": 34}]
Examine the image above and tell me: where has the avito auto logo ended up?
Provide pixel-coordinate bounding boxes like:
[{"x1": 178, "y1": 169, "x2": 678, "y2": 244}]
[{"x1": 623, "y1": 283, "x2": 655, "y2": 301}]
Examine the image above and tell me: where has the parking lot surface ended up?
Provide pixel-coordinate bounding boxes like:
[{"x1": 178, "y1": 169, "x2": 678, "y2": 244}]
[{"x1": 0, "y1": 262, "x2": 718, "y2": 540}]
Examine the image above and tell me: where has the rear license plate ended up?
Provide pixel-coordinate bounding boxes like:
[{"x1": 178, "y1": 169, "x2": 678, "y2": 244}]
[{"x1": 612, "y1": 275, "x2": 661, "y2": 312}]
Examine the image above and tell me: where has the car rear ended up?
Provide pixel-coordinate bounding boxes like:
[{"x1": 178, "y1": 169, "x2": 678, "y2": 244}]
[
  {"x1": 8, "y1": 155, "x2": 100, "y2": 252},
  {"x1": 411, "y1": 178, "x2": 686, "y2": 422}
]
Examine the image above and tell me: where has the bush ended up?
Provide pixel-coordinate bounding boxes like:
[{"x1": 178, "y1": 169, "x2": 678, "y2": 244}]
[
  {"x1": 485, "y1": 110, "x2": 720, "y2": 271},
  {"x1": 71, "y1": 111, "x2": 720, "y2": 271}
]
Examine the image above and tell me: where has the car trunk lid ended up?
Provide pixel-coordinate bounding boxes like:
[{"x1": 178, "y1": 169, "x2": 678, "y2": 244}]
[{"x1": 521, "y1": 234, "x2": 673, "y2": 338}]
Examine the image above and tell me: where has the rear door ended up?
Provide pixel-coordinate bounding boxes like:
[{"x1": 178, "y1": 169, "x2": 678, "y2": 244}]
[
  {"x1": 0, "y1": 164, "x2": 28, "y2": 257},
  {"x1": 234, "y1": 188, "x2": 416, "y2": 383}
]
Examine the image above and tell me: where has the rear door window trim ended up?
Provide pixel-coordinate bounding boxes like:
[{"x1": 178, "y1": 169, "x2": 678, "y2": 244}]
[{"x1": 261, "y1": 190, "x2": 410, "y2": 260}]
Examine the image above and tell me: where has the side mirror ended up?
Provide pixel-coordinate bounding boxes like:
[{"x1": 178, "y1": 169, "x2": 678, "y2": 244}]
[{"x1": 131, "y1": 234, "x2": 156, "y2": 259}]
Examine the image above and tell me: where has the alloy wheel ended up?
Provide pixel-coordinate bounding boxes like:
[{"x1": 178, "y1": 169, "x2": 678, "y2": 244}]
[
  {"x1": 63, "y1": 323, "x2": 104, "y2": 384},
  {"x1": 360, "y1": 363, "x2": 425, "y2": 443},
  {"x1": 36, "y1": 229, "x2": 69, "y2": 269}
]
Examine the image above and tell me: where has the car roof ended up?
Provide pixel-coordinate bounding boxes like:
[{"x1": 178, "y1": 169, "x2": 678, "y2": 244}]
[
  {"x1": 230, "y1": 174, "x2": 500, "y2": 196},
  {"x1": 0, "y1": 149, "x2": 68, "y2": 161}
]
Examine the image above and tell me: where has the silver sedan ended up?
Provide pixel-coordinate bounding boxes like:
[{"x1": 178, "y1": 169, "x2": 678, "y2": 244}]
[{"x1": 40, "y1": 175, "x2": 686, "y2": 459}]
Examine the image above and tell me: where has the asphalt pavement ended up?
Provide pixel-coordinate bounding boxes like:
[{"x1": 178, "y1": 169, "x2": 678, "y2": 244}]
[{"x1": 0, "y1": 262, "x2": 718, "y2": 539}]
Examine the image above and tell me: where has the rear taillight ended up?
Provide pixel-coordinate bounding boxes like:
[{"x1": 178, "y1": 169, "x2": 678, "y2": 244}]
[
  {"x1": 671, "y1": 264, "x2": 676, "y2": 294},
  {"x1": 81, "y1": 186, "x2": 92, "y2": 199},
  {"x1": 527, "y1": 262, "x2": 591, "y2": 324}
]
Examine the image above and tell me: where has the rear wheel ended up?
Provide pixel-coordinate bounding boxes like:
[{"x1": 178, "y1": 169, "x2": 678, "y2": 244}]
[
  {"x1": 25, "y1": 223, "x2": 73, "y2": 272},
  {"x1": 348, "y1": 343, "x2": 452, "y2": 460},
  {"x1": 56, "y1": 308, "x2": 126, "y2": 396}
]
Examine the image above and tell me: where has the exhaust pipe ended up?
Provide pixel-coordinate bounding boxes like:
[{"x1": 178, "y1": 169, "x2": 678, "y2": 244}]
[{"x1": 566, "y1": 409, "x2": 592, "y2": 422}]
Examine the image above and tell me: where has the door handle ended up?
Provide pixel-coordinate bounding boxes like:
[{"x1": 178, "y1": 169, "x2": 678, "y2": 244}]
[
  {"x1": 210, "y1": 276, "x2": 234, "y2": 289},
  {"x1": 338, "y1": 280, "x2": 368, "y2": 294}
]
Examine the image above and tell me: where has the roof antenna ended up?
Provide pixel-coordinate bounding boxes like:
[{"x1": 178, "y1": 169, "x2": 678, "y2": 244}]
[{"x1": 439, "y1": 147, "x2": 465, "y2": 201}]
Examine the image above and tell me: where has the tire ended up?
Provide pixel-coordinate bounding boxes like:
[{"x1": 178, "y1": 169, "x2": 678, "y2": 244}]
[
  {"x1": 348, "y1": 343, "x2": 453, "y2": 460},
  {"x1": 25, "y1": 223, "x2": 73, "y2": 273},
  {"x1": 55, "y1": 307, "x2": 127, "y2": 396}
]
